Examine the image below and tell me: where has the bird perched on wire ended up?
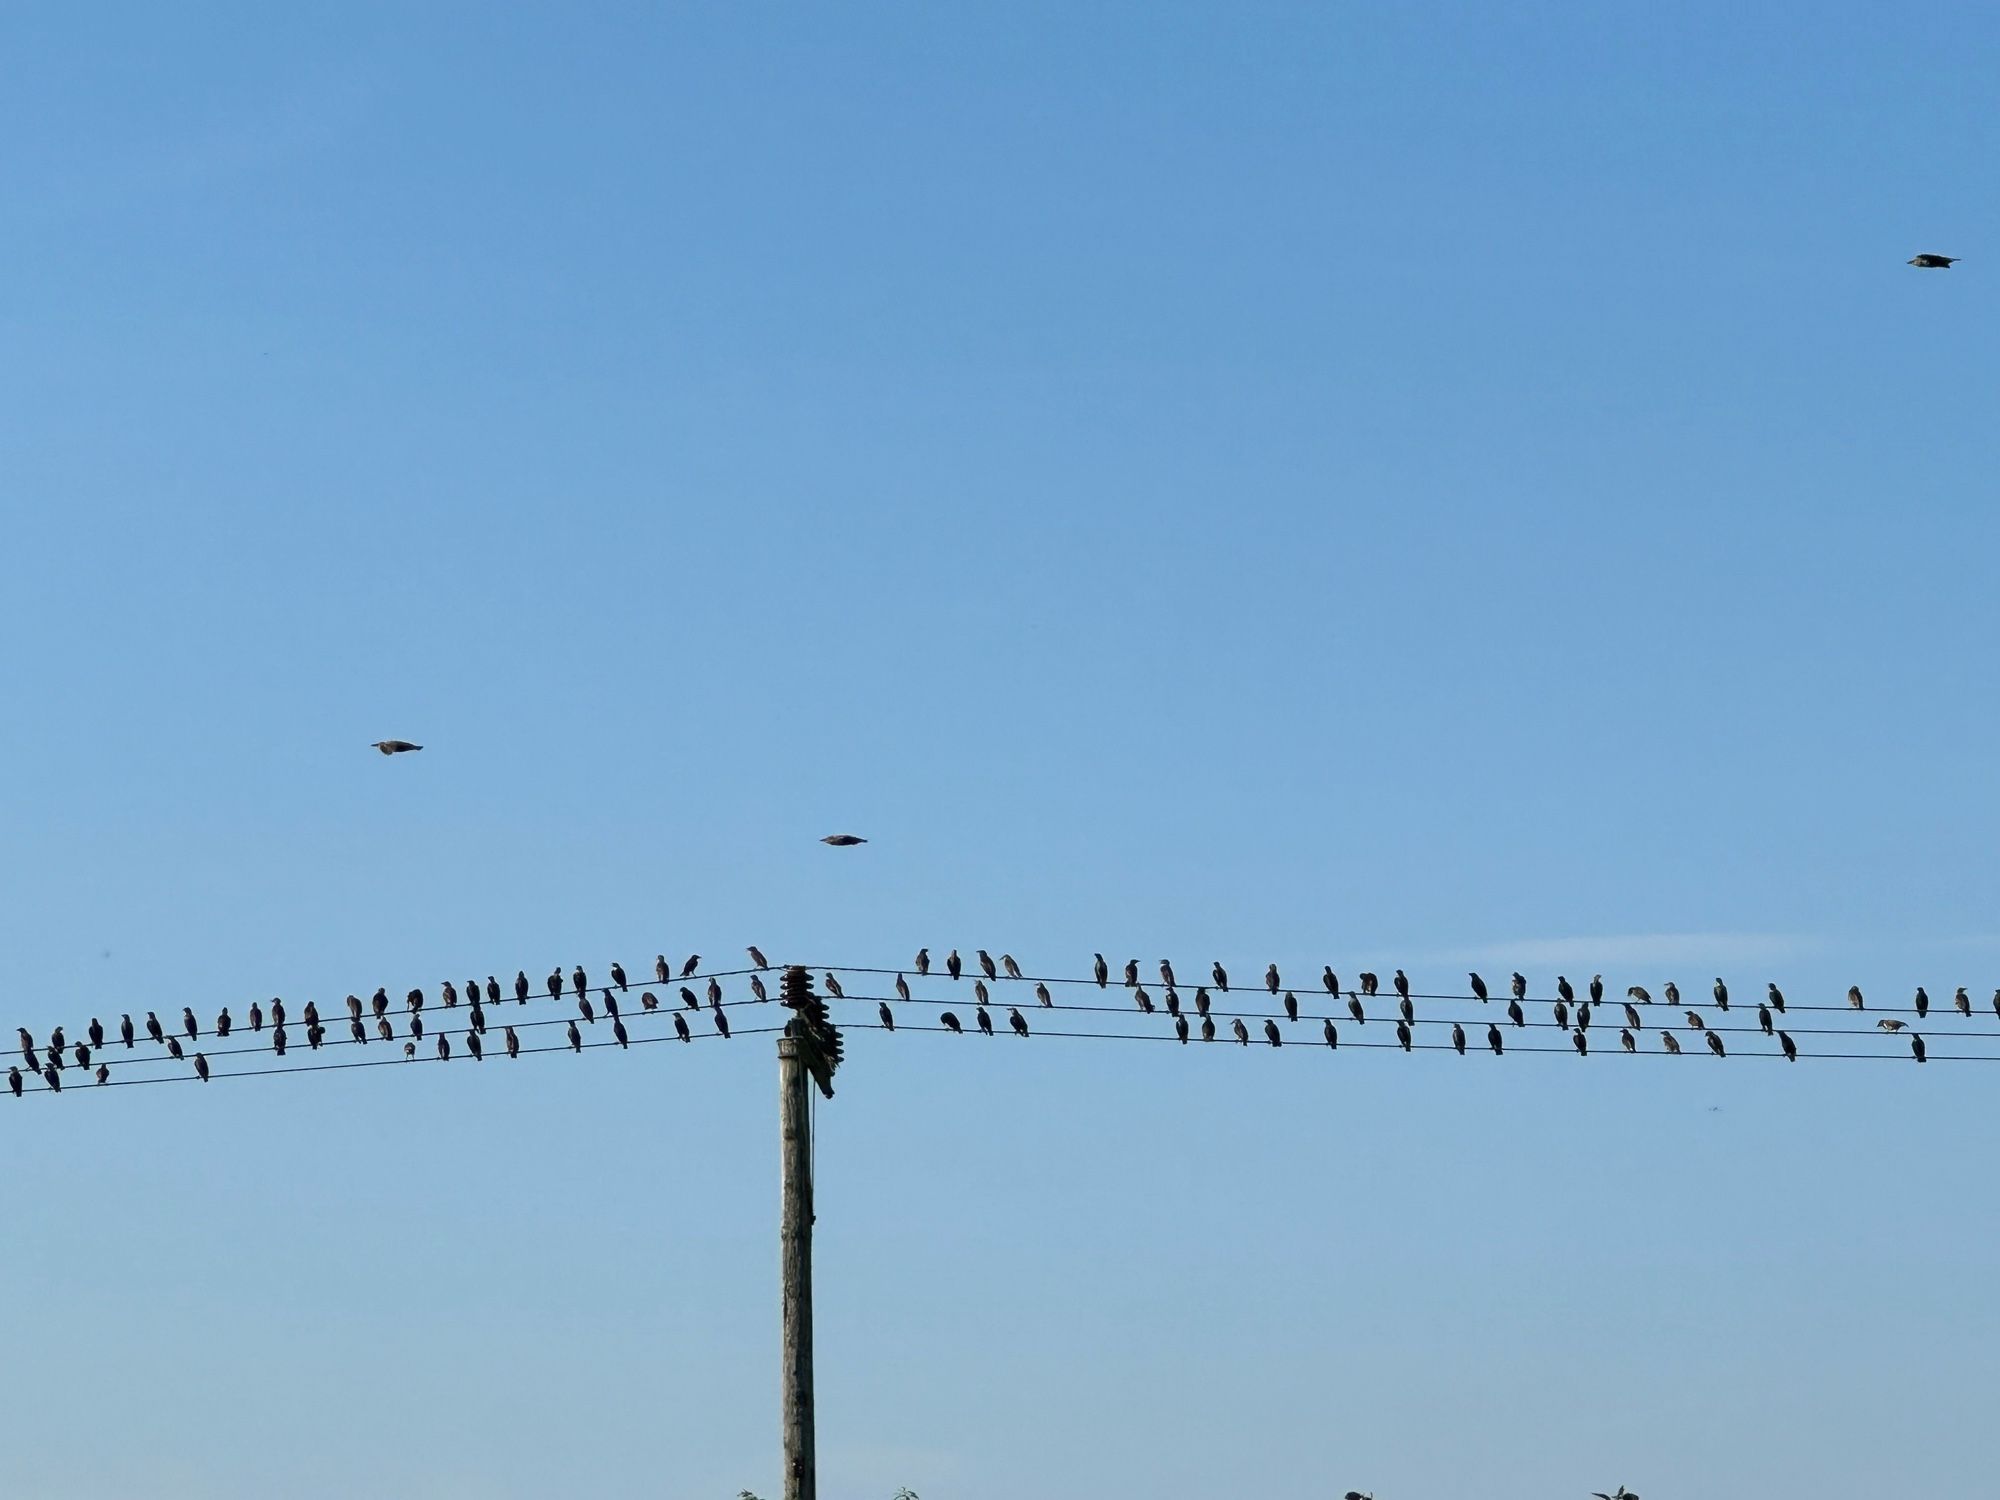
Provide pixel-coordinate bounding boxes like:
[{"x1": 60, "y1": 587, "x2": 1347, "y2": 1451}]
[
  {"x1": 1588, "y1": 974, "x2": 1604, "y2": 1005},
  {"x1": 978, "y1": 950, "x2": 997, "y2": 981},
  {"x1": 608, "y1": 963, "x2": 627, "y2": 992},
  {"x1": 1514, "y1": 972, "x2": 1529, "y2": 1003},
  {"x1": 1955, "y1": 986, "x2": 1971, "y2": 1017},
  {"x1": 947, "y1": 950, "x2": 963, "y2": 981},
  {"x1": 1396, "y1": 1020, "x2": 1412, "y2": 1053},
  {"x1": 1195, "y1": 987, "x2": 1212, "y2": 1017},
  {"x1": 1627, "y1": 985, "x2": 1650, "y2": 1004},
  {"x1": 441, "y1": 981, "x2": 459, "y2": 1009},
  {"x1": 1915, "y1": 986, "x2": 1930, "y2": 1018},
  {"x1": 120, "y1": 1014, "x2": 135, "y2": 1048},
  {"x1": 1684, "y1": 1010, "x2": 1706, "y2": 1031},
  {"x1": 654, "y1": 955, "x2": 671, "y2": 985},
  {"x1": 145, "y1": 1012, "x2": 166, "y2": 1045},
  {"x1": 1325, "y1": 966, "x2": 1342, "y2": 996},
  {"x1": 1877, "y1": 1018, "x2": 1907, "y2": 1032},
  {"x1": 371, "y1": 740, "x2": 422, "y2": 755},
  {"x1": 1758, "y1": 1003, "x2": 1774, "y2": 1036},
  {"x1": 577, "y1": 993, "x2": 595, "y2": 1024},
  {"x1": 1913, "y1": 1033, "x2": 1927, "y2": 1063},
  {"x1": 1507, "y1": 997, "x2": 1525, "y2": 1029},
  {"x1": 1622, "y1": 1002, "x2": 1642, "y2": 1030},
  {"x1": 1177, "y1": 1014, "x2": 1191, "y2": 1044},
  {"x1": 1664, "y1": 981, "x2": 1680, "y2": 1006},
  {"x1": 1572, "y1": 1030, "x2": 1588, "y2": 1057},
  {"x1": 1662, "y1": 1031, "x2": 1681, "y2": 1054},
  {"x1": 878, "y1": 1003, "x2": 895, "y2": 1031},
  {"x1": 1487, "y1": 1025, "x2": 1503, "y2": 1055},
  {"x1": 1213, "y1": 961, "x2": 1230, "y2": 992},
  {"x1": 1348, "y1": 994, "x2": 1366, "y2": 1026},
  {"x1": 1122, "y1": 958, "x2": 1139, "y2": 988},
  {"x1": 1008, "y1": 1007, "x2": 1029, "y2": 1038},
  {"x1": 975, "y1": 1006, "x2": 994, "y2": 1036},
  {"x1": 1231, "y1": 1017, "x2": 1250, "y2": 1045},
  {"x1": 1088, "y1": 953, "x2": 1105, "y2": 987},
  {"x1": 974, "y1": 979, "x2": 989, "y2": 1005},
  {"x1": 1260, "y1": 1018, "x2": 1280, "y2": 1048},
  {"x1": 1035, "y1": 982, "x2": 1052, "y2": 1008},
  {"x1": 566, "y1": 1022, "x2": 582, "y2": 1053},
  {"x1": 1469, "y1": 972, "x2": 1487, "y2": 1002},
  {"x1": 1200, "y1": 1016, "x2": 1216, "y2": 1043},
  {"x1": 820, "y1": 833, "x2": 867, "y2": 846},
  {"x1": 674, "y1": 1013, "x2": 691, "y2": 1042},
  {"x1": 1360, "y1": 972, "x2": 1378, "y2": 997},
  {"x1": 681, "y1": 955, "x2": 701, "y2": 978},
  {"x1": 940, "y1": 1012, "x2": 962, "y2": 1034},
  {"x1": 1908, "y1": 253, "x2": 1957, "y2": 268},
  {"x1": 610, "y1": 1020, "x2": 627, "y2": 1051},
  {"x1": 1553, "y1": 999, "x2": 1570, "y2": 1032},
  {"x1": 1706, "y1": 1032, "x2": 1726, "y2": 1057},
  {"x1": 1848, "y1": 985, "x2": 1865, "y2": 1010},
  {"x1": 825, "y1": 973, "x2": 844, "y2": 999},
  {"x1": 1780, "y1": 1031, "x2": 1797, "y2": 1061},
  {"x1": 350, "y1": 1018, "x2": 366, "y2": 1045},
  {"x1": 1762, "y1": 982, "x2": 1779, "y2": 1013},
  {"x1": 1000, "y1": 953, "x2": 1022, "y2": 979},
  {"x1": 1620, "y1": 1028, "x2": 1636, "y2": 1054},
  {"x1": 1450, "y1": 1022, "x2": 1465, "y2": 1055},
  {"x1": 680, "y1": 986, "x2": 699, "y2": 1010},
  {"x1": 1325, "y1": 1018, "x2": 1340, "y2": 1049},
  {"x1": 641, "y1": 991, "x2": 660, "y2": 1012},
  {"x1": 1266, "y1": 964, "x2": 1281, "y2": 995},
  {"x1": 1283, "y1": 991, "x2": 1298, "y2": 1022},
  {"x1": 1134, "y1": 986, "x2": 1153, "y2": 1014},
  {"x1": 1591, "y1": 1487, "x2": 1640, "y2": 1500},
  {"x1": 181, "y1": 1007, "x2": 198, "y2": 1040},
  {"x1": 1398, "y1": 994, "x2": 1414, "y2": 1026}
]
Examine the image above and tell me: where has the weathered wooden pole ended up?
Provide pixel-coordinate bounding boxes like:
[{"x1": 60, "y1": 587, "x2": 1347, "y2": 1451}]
[{"x1": 778, "y1": 1031, "x2": 816, "y2": 1500}]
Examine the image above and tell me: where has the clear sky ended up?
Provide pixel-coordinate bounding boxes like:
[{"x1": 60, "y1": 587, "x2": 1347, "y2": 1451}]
[{"x1": 2, "y1": 4, "x2": 1996, "y2": 1497}]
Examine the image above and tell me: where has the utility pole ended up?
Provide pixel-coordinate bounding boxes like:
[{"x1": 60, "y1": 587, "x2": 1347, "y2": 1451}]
[{"x1": 779, "y1": 967, "x2": 841, "y2": 1500}]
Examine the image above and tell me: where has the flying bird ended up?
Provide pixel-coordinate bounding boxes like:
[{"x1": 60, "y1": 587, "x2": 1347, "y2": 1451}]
[
  {"x1": 371, "y1": 740, "x2": 422, "y2": 755},
  {"x1": 1908, "y1": 253, "x2": 1957, "y2": 268},
  {"x1": 820, "y1": 834, "x2": 867, "y2": 846}
]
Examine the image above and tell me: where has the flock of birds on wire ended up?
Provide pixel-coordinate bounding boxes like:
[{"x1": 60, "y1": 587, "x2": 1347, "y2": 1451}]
[{"x1": 6, "y1": 944, "x2": 1990, "y2": 1097}]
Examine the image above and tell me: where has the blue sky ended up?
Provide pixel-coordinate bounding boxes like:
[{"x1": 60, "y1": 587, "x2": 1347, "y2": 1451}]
[{"x1": 2, "y1": 4, "x2": 1996, "y2": 1496}]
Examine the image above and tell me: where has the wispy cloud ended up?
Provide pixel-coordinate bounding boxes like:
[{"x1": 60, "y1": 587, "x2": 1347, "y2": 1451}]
[{"x1": 1434, "y1": 932, "x2": 1814, "y2": 970}]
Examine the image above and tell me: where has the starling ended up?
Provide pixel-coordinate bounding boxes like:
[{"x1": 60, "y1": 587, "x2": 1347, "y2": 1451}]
[
  {"x1": 878, "y1": 1003, "x2": 895, "y2": 1030},
  {"x1": 120, "y1": 1014, "x2": 135, "y2": 1048},
  {"x1": 346, "y1": 994, "x2": 363, "y2": 1022},
  {"x1": 1266, "y1": 1018, "x2": 1284, "y2": 1048},
  {"x1": 167, "y1": 1037, "x2": 184, "y2": 1061},
  {"x1": 1878, "y1": 1018, "x2": 1907, "y2": 1032},
  {"x1": 73, "y1": 1044, "x2": 88, "y2": 1069},
  {"x1": 468, "y1": 1030, "x2": 485, "y2": 1060},
  {"x1": 1035, "y1": 982, "x2": 1052, "y2": 1008},
  {"x1": 946, "y1": 950, "x2": 962, "y2": 981},
  {"x1": 1780, "y1": 1030, "x2": 1798, "y2": 1061},
  {"x1": 1002, "y1": 954, "x2": 1022, "y2": 980},
  {"x1": 611, "y1": 1020, "x2": 628, "y2": 1050},
  {"x1": 820, "y1": 833, "x2": 867, "y2": 846},
  {"x1": 1706, "y1": 1032, "x2": 1726, "y2": 1058},
  {"x1": 1212, "y1": 961, "x2": 1230, "y2": 992},
  {"x1": 714, "y1": 1009, "x2": 732, "y2": 1038},
  {"x1": 485, "y1": 977, "x2": 499, "y2": 1005},
  {"x1": 1623, "y1": 1003, "x2": 1642, "y2": 1030},
  {"x1": 1908, "y1": 253, "x2": 1957, "y2": 268},
  {"x1": 1165, "y1": 988, "x2": 1181, "y2": 1016},
  {"x1": 566, "y1": 1022, "x2": 582, "y2": 1053},
  {"x1": 1766, "y1": 982, "x2": 1786, "y2": 1015},
  {"x1": 88, "y1": 1018, "x2": 104, "y2": 1049},
  {"x1": 1553, "y1": 999, "x2": 1570, "y2": 1031},
  {"x1": 1178, "y1": 1014, "x2": 1192, "y2": 1044},
  {"x1": 1662, "y1": 1031, "x2": 1681, "y2": 1054},
  {"x1": 1992, "y1": 989, "x2": 1999, "y2": 1018},
  {"x1": 350, "y1": 1018, "x2": 366, "y2": 1044},
  {"x1": 1685, "y1": 1011, "x2": 1706, "y2": 1031},
  {"x1": 194, "y1": 1053, "x2": 209, "y2": 1082},
  {"x1": 578, "y1": 994, "x2": 595, "y2": 1024},
  {"x1": 1393, "y1": 970, "x2": 1410, "y2": 1005},
  {"x1": 1572, "y1": 1030, "x2": 1588, "y2": 1057},
  {"x1": 181, "y1": 1008, "x2": 198, "y2": 1040},
  {"x1": 974, "y1": 979, "x2": 989, "y2": 1005},
  {"x1": 402, "y1": 1041, "x2": 415, "y2": 1059},
  {"x1": 892, "y1": 973, "x2": 910, "y2": 1003},
  {"x1": 1589, "y1": 974, "x2": 1604, "y2": 1005},
  {"x1": 1513, "y1": 972, "x2": 1529, "y2": 1002},
  {"x1": 1395, "y1": 1021, "x2": 1412, "y2": 1052},
  {"x1": 409, "y1": 1016, "x2": 422, "y2": 1040},
  {"x1": 1283, "y1": 991, "x2": 1299, "y2": 1023},
  {"x1": 1266, "y1": 964, "x2": 1281, "y2": 995},
  {"x1": 1122, "y1": 958, "x2": 1139, "y2": 987},
  {"x1": 1325, "y1": 966, "x2": 1341, "y2": 995},
  {"x1": 674, "y1": 1014, "x2": 690, "y2": 1043},
  {"x1": 436, "y1": 1034, "x2": 451, "y2": 1062},
  {"x1": 309, "y1": 1023, "x2": 325, "y2": 1049},
  {"x1": 1200, "y1": 1016, "x2": 1216, "y2": 1043},
  {"x1": 1231, "y1": 1017, "x2": 1249, "y2": 1045},
  {"x1": 374, "y1": 988, "x2": 390, "y2": 1019},
  {"x1": 441, "y1": 981, "x2": 458, "y2": 1008},
  {"x1": 1348, "y1": 995, "x2": 1366, "y2": 1026},
  {"x1": 1092, "y1": 953, "x2": 1107, "y2": 987},
  {"x1": 272, "y1": 1027, "x2": 287, "y2": 1056},
  {"x1": 1469, "y1": 972, "x2": 1488, "y2": 1002},
  {"x1": 1620, "y1": 1028, "x2": 1636, "y2": 1053},
  {"x1": 1507, "y1": 998, "x2": 1525, "y2": 1029},
  {"x1": 1135, "y1": 986, "x2": 1154, "y2": 1014},
  {"x1": 1591, "y1": 1488, "x2": 1640, "y2": 1500},
  {"x1": 1450, "y1": 1022, "x2": 1465, "y2": 1055},
  {"x1": 43, "y1": 1065, "x2": 59, "y2": 1092},
  {"x1": 1557, "y1": 975, "x2": 1575, "y2": 1004},
  {"x1": 1487, "y1": 1024, "x2": 1503, "y2": 1055},
  {"x1": 1195, "y1": 987, "x2": 1212, "y2": 1017},
  {"x1": 918, "y1": 948, "x2": 933, "y2": 977},
  {"x1": 249, "y1": 1004, "x2": 264, "y2": 1034},
  {"x1": 302, "y1": 1002, "x2": 319, "y2": 1029},
  {"x1": 146, "y1": 1012, "x2": 165, "y2": 1045},
  {"x1": 1912, "y1": 1033, "x2": 1927, "y2": 1063},
  {"x1": 1360, "y1": 972, "x2": 1378, "y2": 997},
  {"x1": 654, "y1": 955, "x2": 671, "y2": 984},
  {"x1": 976, "y1": 1007, "x2": 994, "y2": 1036},
  {"x1": 1955, "y1": 986, "x2": 1971, "y2": 1017},
  {"x1": 641, "y1": 991, "x2": 659, "y2": 1012},
  {"x1": 826, "y1": 973, "x2": 845, "y2": 999},
  {"x1": 95, "y1": 1064, "x2": 108, "y2": 1085},
  {"x1": 7, "y1": 1068, "x2": 19, "y2": 1098},
  {"x1": 1627, "y1": 986, "x2": 1651, "y2": 1004},
  {"x1": 377, "y1": 1018, "x2": 393, "y2": 1042},
  {"x1": 49, "y1": 1026, "x2": 64, "y2": 1054},
  {"x1": 750, "y1": 975, "x2": 768, "y2": 1002},
  {"x1": 747, "y1": 946, "x2": 768, "y2": 970},
  {"x1": 610, "y1": 963, "x2": 628, "y2": 992},
  {"x1": 1398, "y1": 995, "x2": 1414, "y2": 1025},
  {"x1": 1848, "y1": 985, "x2": 1865, "y2": 1010},
  {"x1": 1758, "y1": 1004, "x2": 1774, "y2": 1035},
  {"x1": 979, "y1": 950, "x2": 997, "y2": 980},
  {"x1": 1159, "y1": 959, "x2": 1178, "y2": 987},
  {"x1": 1576, "y1": 1003, "x2": 1592, "y2": 1031},
  {"x1": 680, "y1": 986, "x2": 699, "y2": 1010},
  {"x1": 681, "y1": 955, "x2": 700, "y2": 978},
  {"x1": 941, "y1": 1012, "x2": 962, "y2": 1034},
  {"x1": 1915, "y1": 986, "x2": 1930, "y2": 1018},
  {"x1": 707, "y1": 978, "x2": 723, "y2": 1009},
  {"x1": 548, "y1": 969, "x2": 564, "y2": 1000},
  {"x1": 371, "y1": 740, "x2": 422, "y2": 754}
]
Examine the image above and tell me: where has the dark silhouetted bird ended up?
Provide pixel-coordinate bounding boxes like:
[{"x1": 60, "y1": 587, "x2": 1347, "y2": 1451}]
[
  {"x1": 467, "y1": 1031, "x2": 484, "y2": 1060},
  {"x1": 1213, "y1": 961, "x2": 1230, "y2": 992},
  {"x1": 88, "y1": 1018, "x2": 104, "y2": 1049},
  {"x1": 1915, "y1": 986, "x2": 1931, "y2": 1018},
  {"x1": 1284, "y1": 991, "x2": 1298, "y2": 1022},
  {"x1": 566, "y1": 1022, "x2": 582, "y2": 1053},
  {"x1": 1394, "y1": 970, "x2": 1411, "y2": 1006},
  {"x1": 1623, "y1": 1003, "x2": 1642, "y2": 1030},
  {"x1": 1348, "y1": 995, "x2": 1366, "y2": 1026},
  {"x1": 681, "y1": 955, "x2": 701, "y2": 978},
  {"x1": 167, "y1": 1037, "x2": 184, "y2": 1061},
  {"x1": 1514, "y1": 972, "x2": 1529, "y2": 1002},
  {"x1": 1469, "y1": 972, "x2": 1488, "y2": 1002},
  {"x1": 346, "y1": 995, "x2": 363, "y2": 1022},
  {"x1": 401, "y1": 1041, "x2": 414, "y2": 1059},
  {"x1": 1177, "y1": 1014, "x2": 1191, "y2": 1044},
  {"x1": 1627, "y1": 986, "x2": 1650, "y2": 1004},
  {"x1": 518, "y1": 971, "x2": 534, "y2": 1003},
  {"x1": 1488, "y1": 1025, "x2": 1503, "y2": 1055},
  {"x1": 441, "y1": 981, "x2": 458, "y2": 1008},
  {"x1": 940, "y1": 1012, "x2": 962, "y2": 1034},
  {"x1": 1450, "y1": 1022, "x2": 1465, "y2": 1055},
  {"x1": 1322, "y1": 1018, "x2": 1338, "y2": 1049},
  {"x1": 674, "y1": 1014, "x2": 691, "y2": 1043},
  {"x1": 916, "y1": 948, "x2": 932, "y2": 977},
  {"x1": 976, "y1": 1007, "x2": 994, "y2": 1036},
  {"x1": 120, "y1": 1014, "x2": 135, "y2": 1048},
  {"x1": 1557, "y1": 975, "x2": 1575, "y2": 1004},
  {"x1": 1878, "y1": 1018, "x2": 1906, "y2": 1032},
  {"x1": 1780, "y1": 1030, "x2": 1797, "y2": 1061},
  {"x1": 1123, "y1": 958, "x2": 1139, "y2": 987},
  {"x1": 1913, "y1": 1033, "x2": 1927, "y2": 1063},
  {"x1": 680, "y1": 986, "x2": 700, "y2": 1010},
  {"x1": 1758, "y1": 1004, "x2": 1774, "y2": 1035},
  {"x1": 609, "y1": 963, "x2": 627, "y2": 992},
  {"x1": 1134, "y1": 986, "x2": 1154, "y2": 1014},
  {"x1": 1589, "y1": 974, "x2": 1604, "y2": 1005},
  {"x1": 43, "y1": 1065, "x2": 59, "y2": 1092},
  {"x1": 1706, "y1": 1032, "x2": 1726, "y2": 1058},
  {"x1": 1663, "y1": 981, "x2": 1680, "y2": 1006},
  {"x1": 1191, "y1": 1015, "x2": 1210, "y2": 1042},
  {"x1": 1035, "y1": 982, "x2": 1052, "y2": 1008},
  {"x1": 1398, "y1": 995, "x2": 1414, "y2": 1025},
  {"x1": 1002, "y1": 954, "x2": 1022, "y2": 979},
  {"x1": 1396, "y1": 1021, "x2": 1412, "y2": 1053},
  {"x1": 1195, "y1": 987, "x2": 1212, "y2": 1017},
  {"x1": 548, "y1": 969, "x2": 564, "y2": 1001},
  {"x1": 8, "y1": 1068, "x2": 21, "y2": 1098},
  {"x1": 1908, "y1": 253, "x2": 1957, "y2": 268},
  {"x1": 1591, "y1": 1487, "x2": 1640, "y2": 1500},
  {"x1": 1553, "y1": 999, "x2": 1570, "y2": 1032},
  {"x1": 1507, "y1": 998, "x2": 1525, "y2": 1029},
  {"x1": 302, "y1": 1002, "x2": 319, "y2": 1030},
  {"x1": 1620, "y1": 1028, "x2": 1636, "y2": 1053},
  {"x1": 821, "y1": 833, "x2": 867, "y2": 846},
  {"x1": 979, "y1": 950, "x2": 997, "y2": 980},
  {"x1": 486, "y1": 977, "x2": 500, "y2": 1005},
  {"x1": 1764, "y1": 982, "x2": 1781, "y2": 1014},
  {"x1": 611, "y1": 1020, "x2": 627, "y2": 1050},
  {"x1": 194, "y1": 1053, "x2": 209, "y2": 1082},
  {"x1": 377, "y1": 1018, "x2": 392, "y2": 1042},
  {"x1": 1848, "y1": 985, "x2": 1865, "y2": 1010},
  {"x1": 1662, "y1": 1031, "x2": 1681, "y2": 1054},
  {"x1": 181, "y1": 1008, "x2": 197, "y2": 1040},
  {"x1": 878, "y1": 1002, "x2": 895, "y2": 1030},
  {"x1": 1266, "y1": 964, "x2": 1281, "y2": 995},
  {"x1": 1165, "y1": 988, "x2": 1181, "y2": 1016},
  {"x1": 655, "y1": 955, "x2": 671, "y2": 984},
  {"x1": 369, "y1": 989, "x2": 386, "y2": 1020},
  {"x1": 409, "y1": 1016, "x2": 422, "y2": 1040},
  {"x1": 1325, "y1": 966, "x2": 1341, "y2": 995},
  {"x1": 946, "y1": 949, "x2": 962, "y2": 980},
  {"x1": 435, "y1": 1034, "x2": 451, "y2": 1061},
  {"x1": 748, "y1": 946, "x2": 769, "y2": 970},
  {"x1": 272, "y1": 1027, "x2": 288, "y2": 1056},
  {"x1": 309, "y1": 1024, "x2": 325, "y2": 1049},
  {"x1": 351, "y1": 1018, "x2": 366, "y2": 1044},
  {"x1": 1360, "y1": 972, "x2": 1378, "y2": 997},
  {"x1": 372, "y1": 739, "x2": 421, "y2": 754},
  {"x1": 95, "y1": 1064, "x2": 108, "y2": 1085},
  {"x1": 1231, "y1": 1017, "x2": 1249, "y2": 1045},
  {"x1": 1955, "y1": 986, "x2": 1972, "y2": 1017},
  {"x1": 974, "y1": 979, "x2": 989, "y2": 1005},
  {"x1": 826, "y1": 973, "x2": 845, "y2": 999},
  {"x1": 578, "y1": 994, "x2": 595, "y2": 1024},
  {"x1": 1092, "y1": 953, "x2": 1106, "y2": 987},
  {"x1": 1991, "y1": 989, "x2": 1999, "y2": 1018},
  {"x1": 145, "y1": 1012, "x2": 165, "y2": 1045},
  {"x1": 750, "y1": 976, "x2": 768, "y2": 1002},
  {"x1": 892, "y1": 973, "x2": 910, "y2": 1003},
  {"x1": 1573, "y1": 1030, "x2": 1588, "y2": 1057}
]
